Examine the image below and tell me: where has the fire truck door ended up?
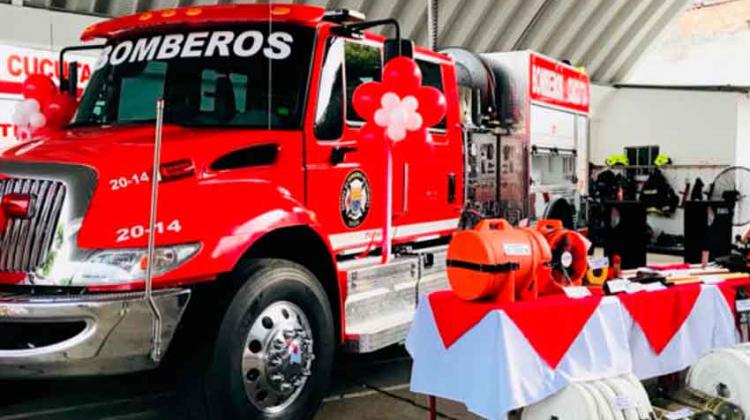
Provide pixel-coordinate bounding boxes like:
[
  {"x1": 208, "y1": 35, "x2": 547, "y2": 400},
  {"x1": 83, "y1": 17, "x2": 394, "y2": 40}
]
[
  {"x1": 390, "y1": 58, "x2": 462, "y2": 234},
  {"x1": 303, "y1": 38, "x2": 387, "y2": 255}
]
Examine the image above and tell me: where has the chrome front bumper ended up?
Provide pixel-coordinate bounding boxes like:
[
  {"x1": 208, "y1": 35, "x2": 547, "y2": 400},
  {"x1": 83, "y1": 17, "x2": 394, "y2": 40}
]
[{"x1": 0, "y1": 288, "x2": 190, "y2": 378}]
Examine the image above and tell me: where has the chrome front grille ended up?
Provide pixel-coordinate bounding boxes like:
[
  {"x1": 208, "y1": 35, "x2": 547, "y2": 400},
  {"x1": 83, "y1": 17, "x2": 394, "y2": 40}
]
[{"x1": 0, "y1": 178, "x2": 66, "y2": 272}]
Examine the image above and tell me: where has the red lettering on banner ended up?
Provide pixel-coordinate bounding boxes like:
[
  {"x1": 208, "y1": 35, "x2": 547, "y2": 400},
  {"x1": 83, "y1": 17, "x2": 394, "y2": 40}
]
[
  {"x1": 529, "y1": 53, "x2": 590, "y2": 114},
  {"x1": 23, "y1": 56, "x2": 36, "y2": 76},
  {"x1": 7, "y1": 55, "x2": 22, "y2": 77},
  {"x1": 1, "y1": 49, "x2": 96, "y2": 96},
  {"x1": 80, "y1": 64, "x2": 91, "y2": 83},
  {"x1": 40, "y1": 58, "x2": 54, "y2": 77},
  {"x1": 0, "y1": 124, "x2": 10, "y2": 137}
]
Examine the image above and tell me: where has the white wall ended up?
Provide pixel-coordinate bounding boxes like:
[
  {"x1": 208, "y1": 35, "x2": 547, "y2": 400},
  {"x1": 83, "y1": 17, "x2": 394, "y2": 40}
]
[
  {"x1": 628, "y1": 29, "x2": 750, "y2": 85},
  {"x1": 590, "y1": 84, "x2": 617, "y2": 166},
  {"x1": 625, "y1": 0, "x2": 750, "y2": 86},
  {"x1": 0, "y1": 4, "x2": 102, "y2": 50},
  {"x1": 0, "y1": 4, "x2": 102, "y2": 147},
  {"x1": 590, "y1": 86, "x2": 740, "y2": 166},
  {"x1": 735, "y1": 94, "x2": 750, "y2": 168}
]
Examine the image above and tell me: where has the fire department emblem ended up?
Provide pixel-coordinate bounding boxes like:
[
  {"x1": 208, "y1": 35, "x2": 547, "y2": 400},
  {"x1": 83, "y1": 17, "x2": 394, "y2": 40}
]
[{"x1": 341, "y1": 170, "x2": 370, "y2": 228}]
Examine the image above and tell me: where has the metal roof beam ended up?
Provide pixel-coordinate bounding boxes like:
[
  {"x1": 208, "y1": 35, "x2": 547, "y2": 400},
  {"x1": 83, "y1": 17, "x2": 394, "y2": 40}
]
[
  {"x1": 583, "y1": 0, "x2": 654, "y2": 78},
  {"x1": 358, "y1": 0, "x2": 399, "y2": 23},
  {"x1": 461, "y1": 0, "x2": 509, "y2": 53},
  {"x1": 493, "y1": 0, "x2": 546, "y2": 52},
  {"x1": 596, "y1": 0, "x2": 685, "y2": 82},
  {"x1": 613, "y1": 0, "x2": 689, "y2": 82},
  {"x1": 439, "y1": 0, "x2": 491, "y2": 48},
  {"x1": 563, "y1": 0, "x2": 627, "y2": 67},
  {"x1": 511, "y1": 0, "x2": 556, "y2": 50},
  {"x1": 471, "y1": 0, "x2": 523, "y2": 52},
  {"x1": 337, "y1": 0, "x2": 368, "y2": 13},
  {"x1": 519, "y1": 0, "x2": 579, "y2": 53},
  {"x1": 400, "y1": 0, "x2": 427, "y2": 45},
  {"x1": 542, "y1": 0, "x2": 599, "y2": 60}
]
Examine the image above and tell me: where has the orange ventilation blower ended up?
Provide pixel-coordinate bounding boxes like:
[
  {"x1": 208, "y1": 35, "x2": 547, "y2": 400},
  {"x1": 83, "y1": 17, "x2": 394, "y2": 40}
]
[
  {"x1": 446, "y1": 219, "x2": 552, "y2": 303},
  {"x1": 534, "y1": 219, "x2": 590, "y2": 290}
]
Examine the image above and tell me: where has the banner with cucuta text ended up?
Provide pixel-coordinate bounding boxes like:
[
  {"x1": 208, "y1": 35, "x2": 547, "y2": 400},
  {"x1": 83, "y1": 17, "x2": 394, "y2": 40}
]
[{"x1": 0, "y1": 44, "x2": 97, "y2": 147}]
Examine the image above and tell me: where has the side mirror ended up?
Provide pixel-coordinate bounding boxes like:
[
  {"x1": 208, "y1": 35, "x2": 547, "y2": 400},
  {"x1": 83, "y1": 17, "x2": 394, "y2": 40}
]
[
  {"x1": 383, "y1": 38, "x2": 414, "y2": 63},
  {"x1": 66, "y1": 61, "x2": 79, "y2": 97}
]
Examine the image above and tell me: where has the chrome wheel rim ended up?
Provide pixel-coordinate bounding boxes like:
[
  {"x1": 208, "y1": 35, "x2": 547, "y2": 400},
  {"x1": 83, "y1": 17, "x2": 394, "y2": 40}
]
[{"x1": 242, "y1": 301, "x2": 315, "y2": 413}]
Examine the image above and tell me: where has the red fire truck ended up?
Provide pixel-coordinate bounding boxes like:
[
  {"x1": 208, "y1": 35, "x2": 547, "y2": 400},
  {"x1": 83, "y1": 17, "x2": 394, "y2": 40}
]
[{"x1": 0, "y1": 4, "x2": 589, "y2": 419}]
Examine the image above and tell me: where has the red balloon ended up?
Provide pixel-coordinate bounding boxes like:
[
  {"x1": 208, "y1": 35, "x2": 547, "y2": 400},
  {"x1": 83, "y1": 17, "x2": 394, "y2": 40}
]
[
  {"x1": 417, "y1": 86, "x2": 447, "y2": 128},
  {"x1": 22, "y1": 74, "x2": 56, "y2": 103},
  {"x1": 382, "y1": 57, "x2": 422, "y2": 92},
  {"x1": 44, "y1": 92, "x2": 78, "y2": 128},
  {"x1": 352, "y1": 82, "x2": 383, "y2": 121},
  {"x1": 359, "y1": 122, "x2": 383, "y2": 144}
]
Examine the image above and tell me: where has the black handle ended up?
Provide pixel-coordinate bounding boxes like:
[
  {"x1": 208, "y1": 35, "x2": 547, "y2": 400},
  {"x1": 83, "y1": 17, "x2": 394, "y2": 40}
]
[
  {"x1": 448, "y1": 173, "x2": 456, "y2": 203},
  {"x1": 330, "y1": 146, "x2": 357, "y2": 165}
]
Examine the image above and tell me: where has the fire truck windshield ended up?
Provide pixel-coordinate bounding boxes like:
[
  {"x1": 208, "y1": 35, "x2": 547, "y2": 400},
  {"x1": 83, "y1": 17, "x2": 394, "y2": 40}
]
[{"x1": 72, "y1": 24, "x2": 314, "y2": 129}]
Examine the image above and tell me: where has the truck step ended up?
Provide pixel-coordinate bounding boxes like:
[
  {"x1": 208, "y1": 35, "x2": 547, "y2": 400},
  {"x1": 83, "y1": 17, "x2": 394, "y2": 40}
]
[
  {"x1": 341, "y1": 245, "x2": 449, "y2": 353},
  {"x1": 344, "y1": 310, "x2": 415, "y2": 353}
]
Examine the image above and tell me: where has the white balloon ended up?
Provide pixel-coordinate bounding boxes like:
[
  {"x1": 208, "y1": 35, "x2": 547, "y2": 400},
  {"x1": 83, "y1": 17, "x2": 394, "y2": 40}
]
[
  {"x1": 402, "y1": 96, "x2": 419, "y2": 112},
  {"x1": 22, "y1": 99, "x2": 40, "y2": 114},
  {"x1": 374, "y1": 109, "x2": 389, "y2": 127},
  {"x1": 387, "y1": 124, "x2": 406, "y2": 141},
  {"x1": 11, "y1": 110, "x2": 27, "y2": 126},
  {"x1": 29, "y1": 112, "x2": 46, "y2": 129},
  {"x1": 390, "y1": 107, "x2": 407, "y2": 125},
  {"x1": 381, "y1": 92, "x2": 400, "y2": 109},
  {"x1": 406, "y1": 112, "x2": 423, "y2": 131}
]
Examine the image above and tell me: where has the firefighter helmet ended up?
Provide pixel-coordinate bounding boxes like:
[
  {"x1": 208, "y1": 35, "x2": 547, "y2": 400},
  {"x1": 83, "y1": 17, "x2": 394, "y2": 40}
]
[
  {"x1": 654, "y1": 153, "x2": 671, "y2": 167},
  {"x1": 605, "y1": 154, "x2": 629, "y2": 167}
]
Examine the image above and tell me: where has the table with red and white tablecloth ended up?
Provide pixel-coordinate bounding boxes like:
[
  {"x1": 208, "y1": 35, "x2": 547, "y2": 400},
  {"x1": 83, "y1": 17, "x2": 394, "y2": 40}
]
[{"x1": 406, "y1": 278, "x2": 750, "y2": 420}]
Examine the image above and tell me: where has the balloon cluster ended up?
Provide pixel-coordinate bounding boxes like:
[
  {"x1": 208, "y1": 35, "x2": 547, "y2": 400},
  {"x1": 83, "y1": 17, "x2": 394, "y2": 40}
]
[
  {"x1": 353, "y1": 57, "x2": 447, "y2": 144},
  {"x1": 12, "y1": 74, "x2": 77, "y2": 140}
]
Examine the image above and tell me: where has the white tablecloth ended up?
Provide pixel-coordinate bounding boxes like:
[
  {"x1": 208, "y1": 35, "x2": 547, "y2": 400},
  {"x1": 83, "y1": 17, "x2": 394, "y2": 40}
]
[{"x1": 406, "y1": 285, "x2": 739, "y2": 420}]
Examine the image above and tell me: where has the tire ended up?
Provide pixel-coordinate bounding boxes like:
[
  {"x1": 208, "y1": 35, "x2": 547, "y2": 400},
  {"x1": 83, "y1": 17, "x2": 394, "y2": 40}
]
[{"x1": 203, "y1": 258, "x2": 335, "y2": 420}]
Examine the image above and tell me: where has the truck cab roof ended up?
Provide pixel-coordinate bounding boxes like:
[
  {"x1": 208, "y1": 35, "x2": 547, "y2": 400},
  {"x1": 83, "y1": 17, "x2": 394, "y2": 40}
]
[
  {"x1": 80, "y1": 3, "x2": 451, "y2": 63},
  {"x1": 81, "y1": 4, "x2": 327, "y2": 41}
]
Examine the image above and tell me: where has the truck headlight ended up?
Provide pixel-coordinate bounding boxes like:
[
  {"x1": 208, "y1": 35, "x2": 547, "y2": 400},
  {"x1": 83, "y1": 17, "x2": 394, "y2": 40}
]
[{"x1": 71, "y1": 243, "x2": 200, "y2": 285}]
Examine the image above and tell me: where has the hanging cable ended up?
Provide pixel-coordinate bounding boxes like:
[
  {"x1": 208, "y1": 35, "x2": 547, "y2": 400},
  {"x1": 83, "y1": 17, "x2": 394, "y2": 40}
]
[{"x1": 427, "y1": 0, "x2": 439, "y2": 50}]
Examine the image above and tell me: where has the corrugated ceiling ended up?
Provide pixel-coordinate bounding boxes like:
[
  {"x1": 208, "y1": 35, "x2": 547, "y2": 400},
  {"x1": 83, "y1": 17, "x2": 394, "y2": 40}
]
[{"x1": 18, "y1": 0, "x2": 691, "y2": 83}]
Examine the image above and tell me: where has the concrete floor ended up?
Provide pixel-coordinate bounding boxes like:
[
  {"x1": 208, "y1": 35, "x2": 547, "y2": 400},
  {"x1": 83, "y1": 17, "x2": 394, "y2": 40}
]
[
  {"x1": 0, "y1": 346, "x2": 477, "y2": 420},
  {"x1": 0, "y1": 253, "x2": 682, "y2": 420}
]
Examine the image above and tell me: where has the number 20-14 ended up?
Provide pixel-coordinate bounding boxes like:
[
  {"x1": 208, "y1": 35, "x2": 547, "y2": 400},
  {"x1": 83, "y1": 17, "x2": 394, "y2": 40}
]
[
  {"x1": 116, "y1": 220, "x2": 182, "y2": 242},
  {"x1": 109, "y1": 172, "x2": 150, "y2": 191}
]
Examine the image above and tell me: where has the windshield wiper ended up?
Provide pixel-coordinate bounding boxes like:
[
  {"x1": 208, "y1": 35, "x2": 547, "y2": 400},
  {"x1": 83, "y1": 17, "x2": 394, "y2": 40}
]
[{"x1": 66, "y1": 118, "x2": 157, "y2": 128}]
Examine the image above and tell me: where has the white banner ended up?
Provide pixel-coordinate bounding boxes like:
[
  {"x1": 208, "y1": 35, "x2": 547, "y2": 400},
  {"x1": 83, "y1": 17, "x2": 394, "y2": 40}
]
[
  {"x1": 0, "y1": 44, "x2": 98, "y2": 147},
  {"x1": 0, "y1": 98, "x2": 19, "y2": 147}
]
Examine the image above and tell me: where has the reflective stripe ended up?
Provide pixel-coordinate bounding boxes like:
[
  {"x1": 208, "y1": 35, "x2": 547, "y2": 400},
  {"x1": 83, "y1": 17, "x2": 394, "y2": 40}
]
[{"x1": 328, "y1": 218, "x2": 458, "y2": 250}]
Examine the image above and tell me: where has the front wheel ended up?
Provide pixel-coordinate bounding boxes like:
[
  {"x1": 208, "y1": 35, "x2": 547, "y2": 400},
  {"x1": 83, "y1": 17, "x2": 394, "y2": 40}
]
[{"x1": 204, "y1": 259, "x2": 335, "y2": 420}]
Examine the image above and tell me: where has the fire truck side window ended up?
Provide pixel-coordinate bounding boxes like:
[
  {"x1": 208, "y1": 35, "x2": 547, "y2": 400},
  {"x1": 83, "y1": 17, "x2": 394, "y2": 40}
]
[
  {"x1": 344, "y1": 42, "x2": 382, "y2": 123},
  {"x1": 416, "y1": 59, "x2": 447, "y2": 130},
  {"x1": 314, "y1": 39, "x2": 344, "y2": 140}
]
